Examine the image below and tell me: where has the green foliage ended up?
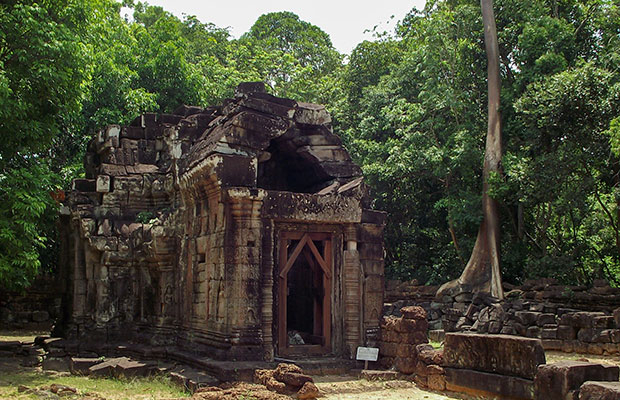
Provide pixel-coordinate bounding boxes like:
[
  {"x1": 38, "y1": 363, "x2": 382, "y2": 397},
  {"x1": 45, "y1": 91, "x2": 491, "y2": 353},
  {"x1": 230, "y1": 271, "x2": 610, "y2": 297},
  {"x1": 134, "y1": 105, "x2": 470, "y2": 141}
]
[
  {"x1": 0, "y1": 163, "x2": 58, "y2": 290},
  {"x1": 513, "y1": 63, "x2": 620, "y2": 283},
  {"x1": 338, "y1": 0, "x2": 620, "y2": 286},
  {"x1": 0, "y1": 0, "x2": 99, "y2": 289},
  {"x1": 242, "y1": 11, "x2": 341, "y2": 73},
  {"x1": 136, "y1": 211, "x2": 155, "y2": 224},
  {"x1": 0, "y1": 1, "x2": 90, "y2": 162},
  {"x1": 606, "y1": 117, "x2": 620, "y2": 157},
  {"x1": 238, "y1": 11, "x2": 343, "y2": 102}
]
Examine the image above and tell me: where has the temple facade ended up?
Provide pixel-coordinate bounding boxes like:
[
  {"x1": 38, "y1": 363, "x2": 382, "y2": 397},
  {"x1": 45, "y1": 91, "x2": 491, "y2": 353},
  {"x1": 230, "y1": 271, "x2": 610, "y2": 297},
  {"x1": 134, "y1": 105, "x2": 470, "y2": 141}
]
[{"x1": 59, "y1": 82, "x2": 386, "y2": 361}]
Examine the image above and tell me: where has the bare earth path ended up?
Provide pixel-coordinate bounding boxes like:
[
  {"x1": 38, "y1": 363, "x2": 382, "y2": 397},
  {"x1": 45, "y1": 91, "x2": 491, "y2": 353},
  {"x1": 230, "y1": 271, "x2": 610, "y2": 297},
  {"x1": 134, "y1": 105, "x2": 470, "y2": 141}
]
[{"x1": 315, "y1": 375, "x2": 464, "y2": 400}]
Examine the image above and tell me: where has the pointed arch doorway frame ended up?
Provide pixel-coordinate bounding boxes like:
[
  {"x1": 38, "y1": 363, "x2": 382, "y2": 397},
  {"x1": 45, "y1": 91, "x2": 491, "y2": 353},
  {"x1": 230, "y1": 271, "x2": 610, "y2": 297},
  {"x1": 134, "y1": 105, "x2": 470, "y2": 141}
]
[{"x1": 277, "y1": 231, "x2": 333, "y2": 356}]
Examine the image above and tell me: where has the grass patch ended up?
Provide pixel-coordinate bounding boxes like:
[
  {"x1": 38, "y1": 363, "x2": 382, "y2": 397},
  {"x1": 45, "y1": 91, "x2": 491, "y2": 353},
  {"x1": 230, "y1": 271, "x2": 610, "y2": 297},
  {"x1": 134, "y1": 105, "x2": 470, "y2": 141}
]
[
  {"x1": 0, "y1": 366, "x2": 190, "y2": 399},
  {"x1": 429, "y1": 340, "x2": 443, "y2": 349}
]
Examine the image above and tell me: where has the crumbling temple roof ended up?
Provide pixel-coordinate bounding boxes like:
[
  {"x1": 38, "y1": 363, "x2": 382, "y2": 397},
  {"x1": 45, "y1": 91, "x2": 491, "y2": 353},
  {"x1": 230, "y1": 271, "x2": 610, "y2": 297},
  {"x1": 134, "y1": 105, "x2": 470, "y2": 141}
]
[{"x1": 85, "y1": 81, "x2": 363, "y2": 196}]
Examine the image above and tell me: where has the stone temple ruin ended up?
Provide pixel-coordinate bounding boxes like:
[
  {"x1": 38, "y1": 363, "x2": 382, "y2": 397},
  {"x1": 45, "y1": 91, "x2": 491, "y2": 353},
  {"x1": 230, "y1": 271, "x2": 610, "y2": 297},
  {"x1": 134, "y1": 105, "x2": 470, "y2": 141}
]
[{"x1": 58, "y1": 82, "x2": 386, "y2": 362}]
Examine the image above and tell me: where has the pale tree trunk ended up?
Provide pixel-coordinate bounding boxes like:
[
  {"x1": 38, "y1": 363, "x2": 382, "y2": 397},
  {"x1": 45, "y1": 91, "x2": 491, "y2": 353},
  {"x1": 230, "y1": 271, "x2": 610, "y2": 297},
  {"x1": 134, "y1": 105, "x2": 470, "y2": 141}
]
[{"x1": 437, "y1": 0, "x2": 504, "y2": 299}]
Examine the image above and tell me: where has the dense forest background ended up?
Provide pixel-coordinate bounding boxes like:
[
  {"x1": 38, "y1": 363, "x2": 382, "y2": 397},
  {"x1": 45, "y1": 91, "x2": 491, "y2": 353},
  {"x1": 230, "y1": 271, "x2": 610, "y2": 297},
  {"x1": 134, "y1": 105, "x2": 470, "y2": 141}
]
[{"x1": 1, "y1": 0, "x2": 619, "y2": 290}]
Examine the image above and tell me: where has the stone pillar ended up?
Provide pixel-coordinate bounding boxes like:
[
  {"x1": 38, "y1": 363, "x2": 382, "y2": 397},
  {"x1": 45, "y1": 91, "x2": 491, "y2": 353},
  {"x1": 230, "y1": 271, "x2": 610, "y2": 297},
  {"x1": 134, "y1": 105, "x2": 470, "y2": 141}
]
[
  {"x1": 225, "y1": 188, "x2": 265, "y2": 359},
  {"x1": 260, "y1": 219, "x2": 275, "y2": 361},
  {"x1": 358, "y1": 213, "x2": 386, "y2": 346},
  {"x1": 344, "y1": 224, "x2": 361, "y2": 358},
  {"x1": 72, "y1": 229, "x2": 87, "y2": 319}
]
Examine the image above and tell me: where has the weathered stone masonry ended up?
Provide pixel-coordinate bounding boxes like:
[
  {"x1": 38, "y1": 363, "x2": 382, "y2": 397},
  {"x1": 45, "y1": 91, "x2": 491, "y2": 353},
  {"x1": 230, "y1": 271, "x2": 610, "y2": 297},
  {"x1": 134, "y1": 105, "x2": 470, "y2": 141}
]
[{"x1": 58, "y1": 82, "x2": 386, "y2": 362}]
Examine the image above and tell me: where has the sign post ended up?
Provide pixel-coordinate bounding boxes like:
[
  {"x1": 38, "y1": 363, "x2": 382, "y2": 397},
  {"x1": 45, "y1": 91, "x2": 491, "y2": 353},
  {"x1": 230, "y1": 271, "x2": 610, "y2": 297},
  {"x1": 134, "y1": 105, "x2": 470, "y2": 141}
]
[{"x1": 356, "y1": 346, "x2": 379, "y2": 370}]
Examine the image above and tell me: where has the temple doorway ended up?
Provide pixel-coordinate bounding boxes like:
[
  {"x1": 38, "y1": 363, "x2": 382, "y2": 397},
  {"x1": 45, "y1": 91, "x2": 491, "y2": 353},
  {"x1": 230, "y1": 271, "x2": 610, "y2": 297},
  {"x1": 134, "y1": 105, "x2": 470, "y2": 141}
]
[{"x1": 277, "y1": 232, "x2": 332, "y2": 356}]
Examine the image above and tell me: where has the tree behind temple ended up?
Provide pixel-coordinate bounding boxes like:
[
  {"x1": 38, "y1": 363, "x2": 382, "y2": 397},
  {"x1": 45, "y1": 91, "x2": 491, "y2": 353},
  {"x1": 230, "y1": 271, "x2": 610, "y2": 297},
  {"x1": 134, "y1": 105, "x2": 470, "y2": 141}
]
[{"x1": 438, "y1": 0, "x2": 504, "y2": 299}]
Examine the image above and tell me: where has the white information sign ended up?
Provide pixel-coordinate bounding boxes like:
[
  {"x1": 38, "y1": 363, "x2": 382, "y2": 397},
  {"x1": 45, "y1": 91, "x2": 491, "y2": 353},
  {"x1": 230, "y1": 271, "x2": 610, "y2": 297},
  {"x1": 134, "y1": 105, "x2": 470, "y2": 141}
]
[{"x1": 356, "y1": 346, "x2": 379, "y2": 362}]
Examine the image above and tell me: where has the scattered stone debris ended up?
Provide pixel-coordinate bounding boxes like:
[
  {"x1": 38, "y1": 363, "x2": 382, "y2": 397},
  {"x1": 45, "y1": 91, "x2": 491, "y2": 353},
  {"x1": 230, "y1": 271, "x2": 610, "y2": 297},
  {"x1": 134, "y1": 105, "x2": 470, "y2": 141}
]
[
  {"x1": 387, "y1": 278, "x2": 620, "y2": 356},
  {"x1": 18, "y1": 384, "x2": 79, "y2": 400},
  {"x1": 253, "y1": 363, "x2": 319, "y2": 399}
]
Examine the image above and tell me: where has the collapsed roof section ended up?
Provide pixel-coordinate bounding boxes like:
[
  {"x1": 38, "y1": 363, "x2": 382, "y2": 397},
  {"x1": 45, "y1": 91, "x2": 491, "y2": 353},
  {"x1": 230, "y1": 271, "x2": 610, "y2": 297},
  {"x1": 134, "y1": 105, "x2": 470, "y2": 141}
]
[{"x1": 92, "y1": 81, "x2": 362, "y2": 195}]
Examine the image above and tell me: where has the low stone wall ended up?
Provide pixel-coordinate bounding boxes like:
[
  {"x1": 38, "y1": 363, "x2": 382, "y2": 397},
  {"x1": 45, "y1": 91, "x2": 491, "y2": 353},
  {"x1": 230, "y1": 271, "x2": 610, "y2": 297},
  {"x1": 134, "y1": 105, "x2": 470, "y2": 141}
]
[
  {"x1": 0, "y1": 275, "x2": 63, "y2": 330},
  {"x1": 443, "y1": 333, "x2": 546, "y2": 399},
  {"x1": 383, "y1": 281, "x2": 441, "y2": 329},
  {"x1": 378, "y1": 306, "x2": 445, "y2": 390},
  {"x1": 384, "y1": 278, "x2": 620, "y2": 355},
  {"x1": 378, "y1": 306, "x2": 429, "y2": 372}
]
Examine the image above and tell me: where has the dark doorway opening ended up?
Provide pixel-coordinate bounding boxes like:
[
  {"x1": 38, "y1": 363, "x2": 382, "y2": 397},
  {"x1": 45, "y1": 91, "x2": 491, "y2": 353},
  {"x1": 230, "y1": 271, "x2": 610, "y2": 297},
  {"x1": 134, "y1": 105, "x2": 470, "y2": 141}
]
[
  {"x1": 278, "y1": 232, "x2": 332, "y2": 356},
  {"x1": 286, "y1": 244, "x2": 325, "y2": 345}
]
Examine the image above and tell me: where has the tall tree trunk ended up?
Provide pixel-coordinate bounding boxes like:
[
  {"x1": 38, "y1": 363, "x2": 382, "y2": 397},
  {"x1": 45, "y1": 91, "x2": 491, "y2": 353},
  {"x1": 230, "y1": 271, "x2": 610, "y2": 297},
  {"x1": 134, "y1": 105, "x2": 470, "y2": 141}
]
[{"x1": 437, "y1": 0, "x2": 504, "y2": 299}]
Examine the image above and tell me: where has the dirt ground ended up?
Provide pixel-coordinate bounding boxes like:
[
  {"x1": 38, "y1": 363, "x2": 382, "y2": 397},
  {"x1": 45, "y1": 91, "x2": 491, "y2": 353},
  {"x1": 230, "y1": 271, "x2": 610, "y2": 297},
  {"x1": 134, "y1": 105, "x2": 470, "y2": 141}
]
[
  {"x1": 314, "y1": 375, "x2": 464, "y2": 399},
  {"x1": 545, "y1": 350, "x2": 620, "y2": 367}
]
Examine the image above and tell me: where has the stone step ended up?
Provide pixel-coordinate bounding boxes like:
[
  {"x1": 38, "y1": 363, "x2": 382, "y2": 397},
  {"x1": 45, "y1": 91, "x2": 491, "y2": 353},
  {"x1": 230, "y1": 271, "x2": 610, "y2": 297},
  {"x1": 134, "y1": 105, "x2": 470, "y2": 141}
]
[
  {"x1": 359, "y1": 370, "x2": 399, "y2": 381},
  {"x1": 275, "y1": 357, "x2": 358, "y2": 376},
  {"x1": 165, "y1": 348, "x2": 276, "y2": 382}
]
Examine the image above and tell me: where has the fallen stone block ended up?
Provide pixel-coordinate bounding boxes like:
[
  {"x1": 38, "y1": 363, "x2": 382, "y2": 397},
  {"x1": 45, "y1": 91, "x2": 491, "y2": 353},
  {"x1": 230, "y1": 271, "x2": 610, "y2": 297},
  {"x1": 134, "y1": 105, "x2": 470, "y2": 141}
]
[
  {"x1": 297, "y1": 381, "x2": 320, "y2": 400},
  {"x1": 88, "y1": 357, "x2": 130, "y2": 376},
  {"x1": 70, "y1": 357, "x2": 102, "y2": 375},
  {"x1": 534, "y1": 361, "x2": 619, "y2": 400},
  {"x1": 416, "y1": 343, "x2": 443, "y2": 365},
  {"x1": 115, "y1": 358, "x2": 156, "y2": 377},
  {"x1": 265, "y1": 377, "x2": 288, "y2": 394},
  {"x1": 445, "y1": 367, "x2": 535, "y2": 400},
  {"x1": 400, "y1": 306, "x2": 427, "y2": 320},
  {"x1": 41, "y1": 337, "x2": 63, "y2": 351},
  {"x1": 394, "y1": 356, "x2": 416, "y2": 374},
  {"x1": 49, "y1": 384, "x2": 77, "y2": 396},
  {"x1": 17, "y1": 385, "x2": 60, "y2": 400},
  {"x1": 443, "y1": 333, "x2": 546, "y2": 380},
  {"x1": 254, "y1": 369, "x2": 275, "y2": 385},
  {"x1": 516, "y1": 311, "x2": 540, "y2": 326},
  {"x1": 579, "y1": 381, "x2": 620, "y2": 400},
  {"x1": 274, "y1": 369, "x2": 312, "y2": 388}
]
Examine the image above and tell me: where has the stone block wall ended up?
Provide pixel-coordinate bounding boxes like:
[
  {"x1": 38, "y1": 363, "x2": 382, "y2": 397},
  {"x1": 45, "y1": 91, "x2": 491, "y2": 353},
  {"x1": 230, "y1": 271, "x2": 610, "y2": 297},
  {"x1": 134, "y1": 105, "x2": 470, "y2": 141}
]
[
  {"x1": 384, "y1": 278, "x2": 620, "y2": 355},
  {"x1": 0, "y1": 275, "x2": 62, "y2": 329},
  {"x1": 378, "y1": 306, "x2": 429, "y2": 373},
  {"x1": 377, "y1": 306, "x2": 445, "y2": 390}
]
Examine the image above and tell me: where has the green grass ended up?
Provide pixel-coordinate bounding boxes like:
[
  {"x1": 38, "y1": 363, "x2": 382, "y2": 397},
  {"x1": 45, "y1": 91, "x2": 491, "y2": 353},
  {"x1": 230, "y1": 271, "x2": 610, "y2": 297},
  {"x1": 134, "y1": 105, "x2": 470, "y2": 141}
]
[
  {"x1": 0, "y1": 367, "x2": 190, "y2": 399},
  {"x1": 1, "y1": 330, "x2": 189, "y2": 399},
  {"x1": 429, "y1": 340, "x2": 443, "y2": 349}
]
